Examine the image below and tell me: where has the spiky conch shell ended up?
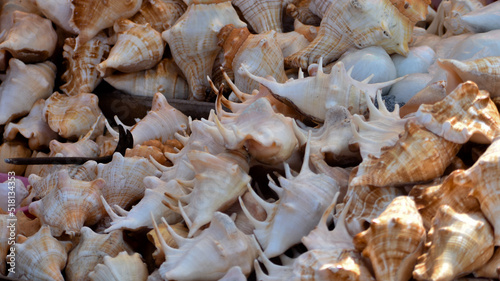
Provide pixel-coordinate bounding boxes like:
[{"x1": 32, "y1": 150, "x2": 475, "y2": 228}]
[
  {"x1": 353, "y1": 196, "x2": 426, "y2": 281},
  {"x1": 60, "y1": 33, "x2": 110, "y2": 96},
  {"x1": 231, "y1": 0, "x2": 284, "y2": 33},
  {"x1": 416, "y1": 81, "x2": 500, "y2": 144},
  {"x1": 162, "y1": 0, "x2": 246, "y2": 100},
  {"x1": 413, "y1": 205, "x2": 494, "y2": 281},
  {"x1": 349, "y1": 120, "x2": 462, "y2": 187},
  {"x1": 7, "y1": 226, "x2": 72, "y2": 281},
  {"x1": 89, "y1": 251, "x2": 148, "y2": 281},
  {"x1": 130, "y1": 0, "x2": 187, "y2": 33}
]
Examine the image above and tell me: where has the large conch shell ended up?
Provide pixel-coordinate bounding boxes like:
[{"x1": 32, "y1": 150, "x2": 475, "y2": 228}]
[
  {"x1": 416, "y1": 81, "x2": 500, "y2": 144},
  {"x1": 153, "y1": 212, "x2": 259, "y2": 280},
  {"x1": 104, "y1": 58, "x2": 189, "y2": 99},
  {"x1": 7, "y1": 226, "x2": 72, "y2": 281},
  {"x1": 0, "y1": 58, "x2": 56, "y2": 125},
  {"x1": 97, "y1": 19, "x2": 165, "y2": 76},
  {"x1": 350, "y1": 120, "x2": 462, "y2": 187},
  {"x1": 353, "y1": 196, "x2": 426, "y2": 281},
  {"x1": 413, "y1": 205, "x2": 494, "y2": 281},
  {"x1": 0, "y1": 11, "x2": 57, "y2": 63},
  {"x1": 89, "y1": 251, "x2": 148, "y2": 281},
  {"x1": 243, "y1": 59, "x2": 403, "y2": 122},
  {"x1": 131, "y1": 0, "x2": 187, "y2": 33},
  {"x1": 232, "y1": 0, "x2": 284, "y2": 33},
  {"x1": 285, "y1": 0, "x2": 430, "y2": 69},
  {"x1": 162, "y1": 0, "x2": 246, "y2": 100}
]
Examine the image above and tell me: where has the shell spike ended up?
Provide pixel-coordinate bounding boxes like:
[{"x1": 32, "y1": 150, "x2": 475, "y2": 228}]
[
  {"x1": 151, "y1": 212, "x2": 176, "y2": 254},
  {"x1": 284, "y1": 162, "x2": 293, "y2": 179},
  {"x1": 113, "y1": 115, "x2": 133, "y2": 131},
  {"x1": 317, "y1": 57, "x2": 324, "y2": 73},
  {"x1": 178, "y1": 201, "x2": 194, "y2": 235},
  {"x1": 267, "y1": 174, "x2": 283, "y2": 197},
  {"x1": 300, "y1": 130, "x2": 313, "y2": 173},
  {"x1": 246, "y1": 183, "x2": 275, "y2": 214},
  {"x1": 105, "y1": 119, "x2": 119, "y2": 139},
  {"x1": 319, "y1": 192, "x2": 340, "y2": 231},
  {"x1": 149, "y1": 155, "x2": 170, "y2": 172},
  {"x1": 221, "y1": 68, "x2": 247, "y2": 102},
  {"x1": 112, "y1": 204, "x2": 129, "y2": 217},
  {"x1": 298, "y1": 68, "x2": 304, "y2": 79},
  {"x1": 161, "y1": 217, "x2": 188, "y2": 247},
  {"x1": 174, "y1": 132, "x2": 189, "y2": 146},
  {"x1": 347, "y1": 66, "x2": 354, "y2": 77},
  {"x1": 239, "y1": 196, "x2": 268, "y2": 230},
  {"x1": 101, "y1": 195, "x2": 122, "y2": 221},
  {"x1": 361, "y1": 74, "x2": 375, "y2": 83}
]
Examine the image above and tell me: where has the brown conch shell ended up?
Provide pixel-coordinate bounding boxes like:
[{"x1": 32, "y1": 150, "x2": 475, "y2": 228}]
[
  {"x1": 353, "y1": 196, "x2": 426, "y2": 281},
  {"x1": 438, "y1": 57, "x2": 500, "y2": 98},
  {"x1": 71, "y1": 0, "x2": 143, "y2": 48},
  {"x1": 0, "y1": 11, "x2": 57, "y2": 63},
  {"x1": 104, "y1": 58, "x2": 189, "y2": 99},
  {"x1": 413, "y1": 205, "x2": 494, "y2": 281},
  {"x1": 131, "y1": 0, "x2": 187, "y2": 33},
  {"x1": 28, "y1": 169, "x2": 105, "y2": 237},
  {"x1": 0, "y1": 58, "x2": 56, "y2": 125},
  {"x1": 416, "y1": 81, "x2": 500, "y2": 144},
  {"x1": 162, "y1": 0, "x2": 246, "y2": 100},
  {"x1": 97, "y1": 19, "x2": 165, "y2": 76},
  {"x1": 89, "y1": 251, "x2": 148, "y2": 281},
  {"x1": 285, "y1": 0, "x2": 430, "y2": 69},
  {"x1": 8, "y1": 226, "x2": 72, "y2": 281},
  {"x1": 65, "y1": 227, "x2": 134, "y2": 281},
  {"x1": 350, "y1": 120, "x2": 462, "y2": 187},
  {"x1": 232, "y1": 0, "x2": 284, "y2": 33},
  {"x1": 60, "y1": 34, "x2": 110, "y2": 96},
  {"x1": 0, "y1": 141, "x2": 31, "y2": 175}
]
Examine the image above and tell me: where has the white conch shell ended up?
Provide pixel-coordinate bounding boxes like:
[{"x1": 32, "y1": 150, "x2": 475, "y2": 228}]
[
  {"x1": 89, "y1": 252, "x2": 148, "y2": 281},
  {"x1": 35, "y1": 0, "x2": 77, "y2": 33},
  {"x1": 104, "y1": 58, "x2": 189, "y2": 99},
  {"x1": 7, "y1": 226, "x2": 72, "y2": 281},
  {"x1": 0, "y1": 11, "x2": 57, "y2": 63},
  {"x1": 0, "y1": 58, "x2": 56, "y2": 125},
  {"x1": 392, "y1": 45, "x2": 436, "y2": 77},
  {"x1": 240, "y1": 135, "x2": 340, "y2": 257},
  {"x1": 162, "y1": 0, "x2": 246, "y2": 100},
  {"x1": 97, "y1": 19, "x2": 165, "y2": 76},
  {"x1": 350, "y1": 92, "x2": 408, "y2": 160},
  {"x1": 243, "y1": 59, "x2": 403, "y2": 122},
  {"x1": 154, "y1": 211, "x2": 259, "y2": 280},
  {"x1": 0, "y1": 178, "x2": 27, "y2": 210},
  {"x1": 232, "y1": 0, "x2": 284, "y2": 33},
  {"x1": 131, "y1": 0, "x2": 187, "y2": 33},
  {"x1": 458, "y1": 1, "x2": 500, "y2": 33},
  {"x1": 4, "y1": 99, "x2": 59, "y2": 150}
]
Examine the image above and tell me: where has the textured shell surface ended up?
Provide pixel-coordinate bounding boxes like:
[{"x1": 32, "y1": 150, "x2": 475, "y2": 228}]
[
  {"x1": 0, "y1": 58, "x2": 56, "y2": 125},
  {"x1": 3, "y1": 99, "x2": 59, "y2": 150},
  {"x1": 0, "y1": 178, "x2": 27, "y2": 210},
  {"x1": 350, "y1": 120, "x2": 462, "y2": 187},
  {"x1": 392, "y1": 45, "x2": 436, "y2": 77},
  {"x1": 71, "y1": 0, "x2": 143, "y2": 48},
  {"x1": 8, "y1": 225, "x2": 72, "y2": 281},
  {"x1": 413, "y1": 205, "x2": 495, "y2": 281},
  {"x1": 34, "y1": 0, "x2": 77, "y2": 33},
  {"x1": 459, "y1": 1, "x2": 500, "y2": 33},
  {"x1": 88, "y1": 251, "x2": 148, "y2": 281},
  {"x1": 353, "y1": 196, "x2": 426, "y2": 281},
  {"x1": 416, "y1": 81, "x2": 500, "y2": 144},
  {"x1": 350, "y1": 92, "x2": 408, "y2": 160},
  {"x1": 0, "y1": 0, "x2": 42, "y2": 39},
  {"x1": 399, "y1": 80, "x2": 447, "y2": 117},
  {"x1": 131, "y1": 0, "x2": 187, "y2": 33},
  {"x1": 474, "y1": 246, "x2": 500, "y2": 278},
  {"x1": 232, "y1": 0, "x2": 284, "y2": 33},
  {"x1": 60, "y1": 34, "x2": 110, "y2": 96},
  {"x1": 286, "y1": 1, "x2": 322, "y2": 26},
  {"x1": 48, "y1": 135, "x2": 100, "y2": 158},
  {"x1": 162, "y1": 0, "x2": 246, "y2": 100},
  {"x1": 0, "y1": 141, "x2": 32, "y2": 175},
  {"x1": 240, "y1": 137, "x2": 339, "y2": 258},
  {"x1": 165, "y1": 150, "x2": 251, "y2": 237},
  {"x1": 65, "y1": 227, "x2": 134, "y2": 281},
  {"x1": 0, "y1": 10, "x2": 57, "y2": 63},
  {"x1": 104, "y1": 58, "x2": 189, "y2": 99},
  {"x1": 155, "y1": 212, "x2": 259, "y2": 280},
  {"x1": 28, "y1": 169, "x2": 105, "y2": 237},
  {"x1": 97, "y1": 19, "x2": 165, "y2": 76},
  {"x1": 438, "y1": 56, "x2": 500, "y2": 98},
  {"x1": 308, "y1": 0, "x2": 334, "y2": 18}
]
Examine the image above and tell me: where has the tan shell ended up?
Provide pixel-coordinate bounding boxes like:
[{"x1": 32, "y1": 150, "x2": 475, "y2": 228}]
[
  {"x1": 89, "y1": 251, "x2": 148, "y2": 281},
  {"x1": 28, "y1": 169, "x2": 105, "y2": 237},
  {"x1": 147, "y1": 222, "x2": 188, "y2": 266},
  {"x1": 48, "y1": 135, "x2": 100, "y2": 158},
  {"x1": 43, "y1": 92, "x2": 105, "y2": 139},
  {"x1": 71, "y1": 0, "x2": 143, "y2": 48},
  {"x1": 104, "y1": 58, "x2": 189, "y2": 99},
  {"x1": 353, "y1": 196, "x2": 426, "y2": 281},
  {"x1": 474, "y1": 247, "x2": 500, "y2": 278},
  {"x1": 350, "y1": 121, "x2": 462, "y2": 187},
  {"x1": 232, "y1": 0, "x2": 283, "y2": 33},
  {"x1": 16, "y1": 211, "x2": 41, "y2": 237},
  {"x1": 0, "y1": 11, "x2": 57, "y2": 63},
  {"x1": 413, "y1": 205, "x2": 494, "y2": 281},
  {"x1": 8, "y1": 226, "x2": 72, "y2": 281},
  {"x1": 97, "y1": 19, "x2": 165, "y2": 76},
  {"x1": 416, "y1": 81, "x2": 500, "y2": 144},
  {"x1": 60, "y1": 34, "x2": 110, "y2": 96},
  {"x1": 0, "y1": 58, "x2": 56, "y2": 125},
  {"x1": 66, "y1": 227, "x2": 134, "y2": 281},
  {"x1": 131, "y1": 0, "x2": 187, "y2": 33},
  {"x1": 0, "y1": 141, "x2": 31, "y2": 175},
  {"x1": 162, "y1": 0, "x2": 246, "y2": 100},
  {"x1": 438, "y1": 57, "x2": 500, "y2": 98},
  {"x1": 125, "y1": 142, "x2": 170, "y2": 166}
]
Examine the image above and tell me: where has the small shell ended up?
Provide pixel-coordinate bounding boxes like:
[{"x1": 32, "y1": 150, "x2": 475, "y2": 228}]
[
  {"x1": 0, "y1": 58, "x2": 56, "y2": 125},
  {"x1": 0, "y1": 11, "x2": 57, "y2": 63},
  {"x1": 413, "y1": 205, "x2": 494, "y2": 281},
  {"x1": 131, "y1": 0, "x2": 187, "y2": 33},
  {"x1": 232, "y1": 0, "x2": 284, "y2": 33},
  {"x1": 89, "y1": 251, "x2": 148, "y2": 281},
  {"x1": 0, "y1": 141, "x2": 32, "y2": 175},
  {"x1": 8, "y1": 226, "x2": 72, "y2": 281},
  {"x1": 28, "y1": 169, "x2": 105, "y2": 237},
  {"x1": 416, "y1": 81, "x2": 500, "y2": 144},
  {"x1": 103, "y1": 58, "x2": 189, "y2": 99},
  {"x1": 34, "y1": 0, "x2": 77, "y2": 33},
  {"x1": 353, "y1": 196, "x2": 426, "y2": 281},
  {"x1": 97, "y1": 19, "x2": 165, "y2": 76}
]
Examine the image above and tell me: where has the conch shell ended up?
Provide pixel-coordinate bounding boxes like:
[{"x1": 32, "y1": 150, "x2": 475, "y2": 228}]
[
  {"x1": 34, "y1": 0, "x2": 77, "y2": 34},
  {"x1": 231, "y1": 0, "x2": 284, "y2": 33},
  {"x1": 89, "y1": 252, "x2": 148, "y2": 281},
  {"x1": 0, "y1": 141, "x2": 32, "y2": 175},
  {"x1": 131, "y1": 0, "x2": 187, "y2": 33}
]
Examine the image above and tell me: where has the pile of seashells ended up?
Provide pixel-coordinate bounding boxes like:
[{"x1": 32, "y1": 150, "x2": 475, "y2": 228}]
[{"x1": 0, "y1": 0, "x2": 500, "y2": 280}]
